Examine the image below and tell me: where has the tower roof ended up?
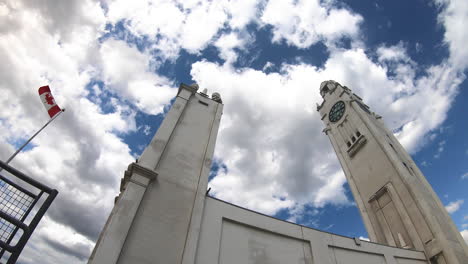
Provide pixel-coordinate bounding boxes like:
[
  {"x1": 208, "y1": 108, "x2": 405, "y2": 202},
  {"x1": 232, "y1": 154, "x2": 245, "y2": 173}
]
[{"x1": 320, "y1": 80, "x2": 339, "y2": 98}]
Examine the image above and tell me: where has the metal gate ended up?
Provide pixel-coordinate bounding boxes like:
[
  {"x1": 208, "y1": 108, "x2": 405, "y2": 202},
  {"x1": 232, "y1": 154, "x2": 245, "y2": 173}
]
[{"x1": 0, "y1": 161, "x2": 58, "y2": 264}]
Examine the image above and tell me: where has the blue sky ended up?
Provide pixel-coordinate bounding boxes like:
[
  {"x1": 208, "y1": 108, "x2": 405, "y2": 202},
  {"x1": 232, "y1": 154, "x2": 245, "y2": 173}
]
[{"x1": 0, "y1": 0, "x2": 467, "y2": 263}]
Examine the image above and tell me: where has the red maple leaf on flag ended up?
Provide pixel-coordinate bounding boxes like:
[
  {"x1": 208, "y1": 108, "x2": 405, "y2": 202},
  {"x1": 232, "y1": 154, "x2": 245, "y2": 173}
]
[
  {"x1": 38, "y1": 86, "x2": 62, "y2": 118},
  {"x1": 45, "y1": 93, "x2": 55, "y2": 105}
]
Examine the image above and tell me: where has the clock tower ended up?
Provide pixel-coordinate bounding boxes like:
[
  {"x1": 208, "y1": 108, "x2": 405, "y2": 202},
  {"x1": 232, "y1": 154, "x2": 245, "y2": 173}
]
[{"x1": 318, "y1": 80, "x2": 468, "y2": 264}]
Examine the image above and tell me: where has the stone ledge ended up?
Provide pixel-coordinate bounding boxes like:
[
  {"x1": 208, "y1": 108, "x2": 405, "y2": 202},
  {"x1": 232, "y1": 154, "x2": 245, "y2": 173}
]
[
  {"x1": 178, "y1": 83, "x2": 199, "y2": 96},
  {"x1": 347, "y1": 135, "x2": 367, "y2": 158},
  {"x1": 119, "y1": 163, "x2": 158, "y2": 193}
]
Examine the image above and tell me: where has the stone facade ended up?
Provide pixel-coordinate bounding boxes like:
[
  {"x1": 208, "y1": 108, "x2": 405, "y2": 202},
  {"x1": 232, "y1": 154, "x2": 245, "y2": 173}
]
[{"x1": 317, "y1": 80, "x2": 468, "y2": 264}]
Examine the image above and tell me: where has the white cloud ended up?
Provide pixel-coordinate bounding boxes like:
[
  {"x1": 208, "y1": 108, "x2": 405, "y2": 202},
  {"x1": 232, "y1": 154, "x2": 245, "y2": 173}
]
[
  {"x1": 99, "y1": 39, "x2": 175, "y2": 114},
  {"x1": 105, "y1": 0, "x2": 364, "y2": 63},
  {"x1": 359, "y1": 236, "x2": 370, "y2": 241},
  {"x1": 19, "y1": 217, "x2": 94, "y2": 263},
  {"x1": 214, "y1": 32, "x2": 252, "y2": 64},
  {"x1": 179, "y1": 2, "x2": 228, "y2": 53},
  {"x1": 433, "y1": 140, "x2": 446, "y2": 159},
  {"x1": 377, "y1": 42, "x2": 410, "y2": 62},
  {"x1": 192, "y1": 61, "x2": 350, "y2": 215},
  {"x1": 462, "y1": 172, "x2": 468, "y2": 180},
  {"x1": 261, "y1": 0, "x2": 363, "y2": 48},
  {"x1": 263, "y1": 62, "x2": 275, "y2": 71},
  {"x1": 224, "y1": 0, "x2": 261, "y2": 29},
  {"x1": 435, "y1": 0, "x2": 468, "y2": 69},
  {"x1": 0, "y1": 1, "x2": 172, "y2": 263},
  {"x1": 445, "y1": 199, "x2": 464, "y2": 214},
  {"x1": 415, "y1": 42, "x2": 423, "y2": 53},
  {"x1": 141, "y1": 125, "x2": 151, "y2": 136},
  {"x1": 105, "y1": 0, "x2": 262, "y2": 60}
]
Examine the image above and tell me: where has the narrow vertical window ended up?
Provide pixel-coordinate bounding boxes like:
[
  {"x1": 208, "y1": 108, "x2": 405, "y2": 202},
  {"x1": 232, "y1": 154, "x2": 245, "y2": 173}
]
[{"x1": 402, "y1": 162, "x2": 413, "y2": 176}]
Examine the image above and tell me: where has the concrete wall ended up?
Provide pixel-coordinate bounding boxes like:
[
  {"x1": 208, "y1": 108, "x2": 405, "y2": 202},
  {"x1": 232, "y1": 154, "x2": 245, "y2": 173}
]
[{"x1": 195, "y1": 197, "x2": 428, "y2": 264}]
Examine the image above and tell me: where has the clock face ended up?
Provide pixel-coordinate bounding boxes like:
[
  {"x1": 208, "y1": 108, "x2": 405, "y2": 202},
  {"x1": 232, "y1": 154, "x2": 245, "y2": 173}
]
[{"x1": 329, "y1": 101, "x2": 345, "y2": 122}]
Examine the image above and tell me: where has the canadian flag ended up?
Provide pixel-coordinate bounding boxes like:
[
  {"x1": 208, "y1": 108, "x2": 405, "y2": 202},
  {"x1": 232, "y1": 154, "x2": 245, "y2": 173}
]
[{"x1": 38, "y1": 86, "x2": 62, "y2": 118}]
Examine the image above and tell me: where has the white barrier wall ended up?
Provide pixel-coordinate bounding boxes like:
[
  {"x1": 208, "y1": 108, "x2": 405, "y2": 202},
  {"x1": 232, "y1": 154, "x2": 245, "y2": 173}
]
[{"x1": 196, "y1": 197, "x2": 428, "y2": 264}]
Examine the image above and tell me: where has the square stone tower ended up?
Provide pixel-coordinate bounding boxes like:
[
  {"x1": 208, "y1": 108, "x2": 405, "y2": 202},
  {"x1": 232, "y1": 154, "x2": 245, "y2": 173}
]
[
  {"x1": 317, "y1": 80, "x2": 468, "y2": 264},
  {"x1": 88, "y1": 84, "x2": 223, "y2": 264}
]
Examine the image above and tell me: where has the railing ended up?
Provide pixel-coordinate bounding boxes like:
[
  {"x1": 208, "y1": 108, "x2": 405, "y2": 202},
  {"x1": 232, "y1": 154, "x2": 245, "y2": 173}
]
[{"x1": 0, "y1": 161, "x2": 58, "y2": 264}]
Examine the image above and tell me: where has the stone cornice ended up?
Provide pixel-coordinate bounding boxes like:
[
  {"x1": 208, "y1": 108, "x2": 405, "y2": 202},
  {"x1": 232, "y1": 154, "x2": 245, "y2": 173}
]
[
  {"x1": 178, "y1": 83, "x2": 199, "y2": 96},
  {"x1": 120, "y1": 162, "x2": 158, "y2": 192}
]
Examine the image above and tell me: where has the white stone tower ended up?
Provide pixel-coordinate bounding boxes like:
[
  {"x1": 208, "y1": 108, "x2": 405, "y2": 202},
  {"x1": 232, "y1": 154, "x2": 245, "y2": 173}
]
[
  {"x1": 88, "y1": 83, "x2": 223, "y2": 264},
  {"x1": 318, "y1": 80, "x2": 468, "y2": 264}
]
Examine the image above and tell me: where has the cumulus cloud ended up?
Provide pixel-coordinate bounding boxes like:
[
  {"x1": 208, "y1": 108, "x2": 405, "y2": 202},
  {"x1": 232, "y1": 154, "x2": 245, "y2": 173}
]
[
  {"x1": 105, "y1": 0, "x2": 262, "y2": 60},
  {"x1": 435, "y1": 0, "x2": 468, "y2": 68},
  {"x1": 462, "y1": 172, "x2": 468, "y2": 180},
  {"x1": 0, "y1": 0, "x2": 172, "y2": 263},
  {"x1": 377, "y1": 42, "x2": 411, "y2": 63},
  {"x1": 18, "y1": 217, "x2": 94, "y2": 264},
  {"x1": 99, "y1": 39, "x2": 175, "y2": 114},
  {"x1": 214, "y1": 32, "x2": 253, "y2": 64},
  {"x1": 105, "y1": 0, "x2": 364, "y2": 63},
  {"x1": 191, "y1": 61, "x2": 348, "y2": 216},
  {"x1": 445, "y1": 199, "x2": 464, "y2": 213},
  {"x1": 261, "y1": 0, "x2": 363, "y2": 48}
]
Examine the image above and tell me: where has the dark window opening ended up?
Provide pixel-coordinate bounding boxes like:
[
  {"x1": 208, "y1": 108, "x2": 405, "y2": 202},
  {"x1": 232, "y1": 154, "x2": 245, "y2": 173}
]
[
  {"x1": 347, "y1": 141, "x2": 351, "y2": 148},
  {"x1": 389, "y1": 143, "x2": 396, "y2": 152},
  {"x1": 402, "y1": 162, "x2": 413, "y2": 175},
  {"x1": 320, "y1": 87, "x2": 329, "y2": 97},
  {"x1": 198, "y1": 100, "x2": 209, "y2": 106},
  {"x1": 351, "y1": 136, "x2": 356, "y2": 142},
  {"x1": 356, "y1": 131, "x2": 361, "y2": 137}
]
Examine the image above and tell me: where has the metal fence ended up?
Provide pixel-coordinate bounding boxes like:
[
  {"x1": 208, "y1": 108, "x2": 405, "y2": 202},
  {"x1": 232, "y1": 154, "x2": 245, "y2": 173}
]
[{"x1": 0, "y1": 161, "x2": 58, "y2": 264}]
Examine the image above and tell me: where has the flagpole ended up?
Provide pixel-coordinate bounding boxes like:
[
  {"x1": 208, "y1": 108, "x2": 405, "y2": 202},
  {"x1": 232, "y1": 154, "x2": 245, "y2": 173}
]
[{"x1": 3, "y1": 109, "x2": 65, "y2": 166}]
